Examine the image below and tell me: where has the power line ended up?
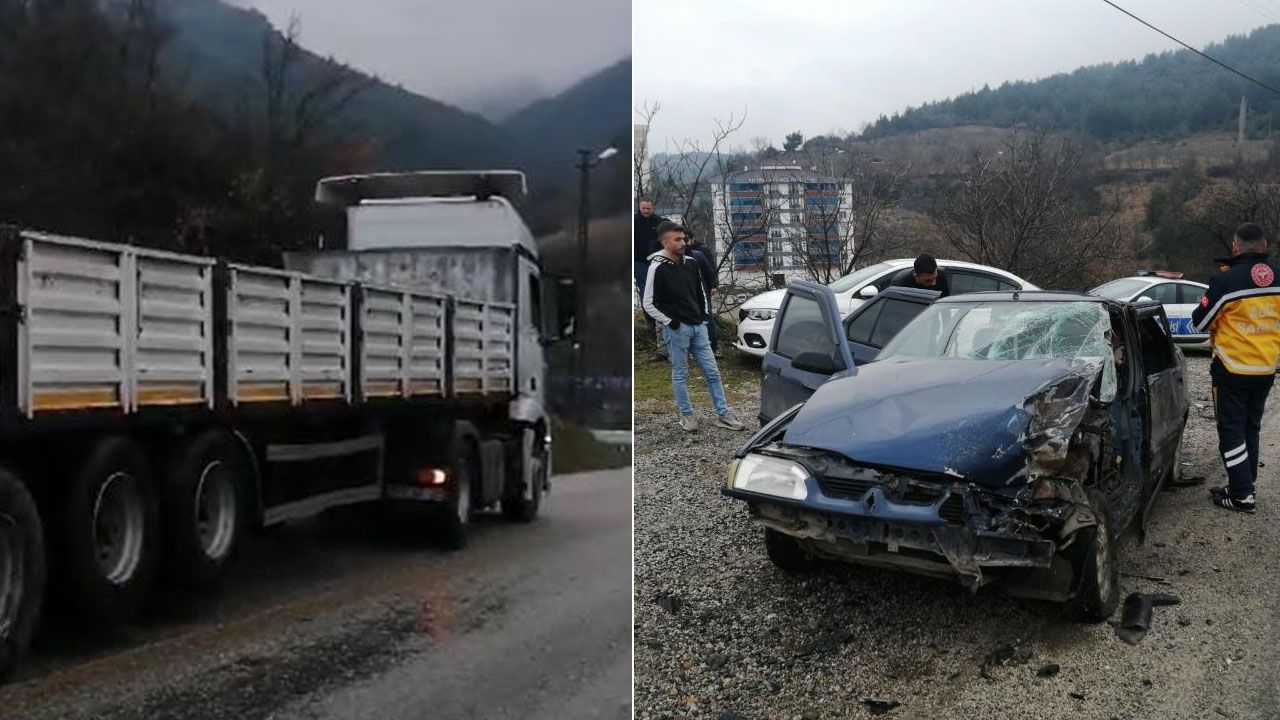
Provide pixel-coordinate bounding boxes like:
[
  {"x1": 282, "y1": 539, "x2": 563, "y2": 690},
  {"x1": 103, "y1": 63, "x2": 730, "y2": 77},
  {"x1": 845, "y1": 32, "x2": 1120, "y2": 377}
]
[
  {"x1": 1231, "y1": 0, "x2": 1280, "y2": 23},
  {"x1": 1102, "y1": 0, "x2": 1280, "y2": 98}
]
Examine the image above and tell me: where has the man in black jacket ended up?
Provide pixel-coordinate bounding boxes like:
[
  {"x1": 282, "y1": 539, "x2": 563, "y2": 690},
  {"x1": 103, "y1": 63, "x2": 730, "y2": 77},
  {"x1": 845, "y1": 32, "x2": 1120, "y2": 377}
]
[
  {"x1": 634, "y1": 198, "x2": 667, "y2": 355},
  {"x1": 683, "y1": 229, "x2": 720, "y2": 352},
  {"x1": 642, "y1": 222, "x2": 744, "y2": 432},
  {"x1": 890, "y1": 253, "x2": 951, "y2": 296},
  {"x1": 1191, "y1": 222, "x2": 1280, "y2": 512}
]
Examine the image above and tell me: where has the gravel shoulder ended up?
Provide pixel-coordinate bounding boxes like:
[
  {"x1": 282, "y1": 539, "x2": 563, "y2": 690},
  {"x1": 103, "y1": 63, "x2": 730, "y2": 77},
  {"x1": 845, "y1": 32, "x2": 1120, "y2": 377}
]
[{"x1": 635, "y1": 354, "x2": 1280, "y2": 720}]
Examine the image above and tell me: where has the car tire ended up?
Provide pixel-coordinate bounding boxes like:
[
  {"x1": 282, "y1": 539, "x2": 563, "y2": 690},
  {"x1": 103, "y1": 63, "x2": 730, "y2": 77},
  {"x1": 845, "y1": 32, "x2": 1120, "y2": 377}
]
[
  {"x1": 0, "y1": 468, "x2": 45, "y2": 681},
  {"x1": 161, "y1": 430, "x2": 248, "y2": 588},
  {"x1": 764, "y1": 528, "x2": 818, "y2": 574},
  {"x1": 62, "y1": 437, "x2": 159, "y2": 624},
  {"x1": 1066, "y1": 489, "x2": 1120, "y2": 623}
]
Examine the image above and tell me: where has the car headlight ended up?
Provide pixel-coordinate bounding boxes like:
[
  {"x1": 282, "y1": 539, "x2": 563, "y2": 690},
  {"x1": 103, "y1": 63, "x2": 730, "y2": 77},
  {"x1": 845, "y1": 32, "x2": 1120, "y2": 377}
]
[
  {"x1": 726, "y1": 454, "x2": 809, "y2": 500},
  {"x1": 745, "y1": 309, "x2": 777, "y2": 322}
]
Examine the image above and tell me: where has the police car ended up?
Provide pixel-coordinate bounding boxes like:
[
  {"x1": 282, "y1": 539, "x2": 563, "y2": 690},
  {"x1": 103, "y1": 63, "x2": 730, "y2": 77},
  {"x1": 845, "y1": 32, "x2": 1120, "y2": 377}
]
[{"x1": 1090, "y1": 272, "x2": 1210, "y2": 348}]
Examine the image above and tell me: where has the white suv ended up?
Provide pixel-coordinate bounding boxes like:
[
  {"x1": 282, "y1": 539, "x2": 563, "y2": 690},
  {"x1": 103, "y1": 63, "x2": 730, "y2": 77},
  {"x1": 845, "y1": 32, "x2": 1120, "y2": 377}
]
[{"x1": 734, "y1": 258, "x2": 1040, "y2": 357}]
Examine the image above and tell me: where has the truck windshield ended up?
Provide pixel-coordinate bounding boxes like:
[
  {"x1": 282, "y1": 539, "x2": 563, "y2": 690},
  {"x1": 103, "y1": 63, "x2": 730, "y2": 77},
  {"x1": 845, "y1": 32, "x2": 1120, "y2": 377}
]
[{"x1": 880, "y1": 300, "x2": 1113, "y2": 362}]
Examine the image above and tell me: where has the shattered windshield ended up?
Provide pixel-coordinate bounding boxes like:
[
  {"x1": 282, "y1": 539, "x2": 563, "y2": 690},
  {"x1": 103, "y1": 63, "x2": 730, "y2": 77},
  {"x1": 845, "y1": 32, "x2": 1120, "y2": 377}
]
[{"x1": 880, "y1": 300, "x2": 1116, "y2": 382}]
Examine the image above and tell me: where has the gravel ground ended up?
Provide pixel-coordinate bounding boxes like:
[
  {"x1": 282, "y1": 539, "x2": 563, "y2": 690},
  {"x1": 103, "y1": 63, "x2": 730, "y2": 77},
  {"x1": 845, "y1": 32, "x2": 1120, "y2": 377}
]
[{"x1": 634, "y1": 354, "x2": 1280, "y2": 720}]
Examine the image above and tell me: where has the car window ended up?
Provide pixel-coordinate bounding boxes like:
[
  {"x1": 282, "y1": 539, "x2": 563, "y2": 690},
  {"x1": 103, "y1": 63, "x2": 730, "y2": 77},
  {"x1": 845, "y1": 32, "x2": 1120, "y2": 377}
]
[
  {"x1": 1137, "y1": 315, "x2": 1175, "y2": 373},
  {"x1": 948, "y1": 271, "x2": 1002, "y2": 295},
  {"x1": 846, "y1": 298, "x2": 884, "y2": 344},
  {"x1": 775, "y1": 293, "x2": 840, "y2": 360},
  {"x1": 827, "y1": 262, "x2": 894, "y2": 293},
  {"x1": 1143, "y1": 283, "x2": 1179, "y2": 305},
  {"x1": 996, "y1": 279, "x2": 1019, "y2": 291},
  {"x1": 869, "y1": 298, "x2": 929, "y2": 348},
  {"x1": 1177, "y1": 283, "x2": 1206, "y2": 305},
  {"x1": 1092, "y1": 278, "x2": 1149, "y2": 300}
]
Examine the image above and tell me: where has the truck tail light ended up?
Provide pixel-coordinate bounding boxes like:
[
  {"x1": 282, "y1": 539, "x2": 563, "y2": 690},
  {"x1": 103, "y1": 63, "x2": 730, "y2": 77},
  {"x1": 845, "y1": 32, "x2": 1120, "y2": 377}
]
[{"x1": 415, "y1": 468, "x2": 448, "y2": 486}]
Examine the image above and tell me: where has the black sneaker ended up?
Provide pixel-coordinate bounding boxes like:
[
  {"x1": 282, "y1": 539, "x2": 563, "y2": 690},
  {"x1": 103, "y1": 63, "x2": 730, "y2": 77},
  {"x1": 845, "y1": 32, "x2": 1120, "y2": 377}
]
[{"x1": 1210, "y1": 486, "x2": 1256, "y2": 513}]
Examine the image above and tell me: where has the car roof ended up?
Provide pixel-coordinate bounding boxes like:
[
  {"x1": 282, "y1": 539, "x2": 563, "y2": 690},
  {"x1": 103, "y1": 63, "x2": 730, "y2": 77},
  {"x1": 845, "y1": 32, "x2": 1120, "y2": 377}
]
[
  {"x1": 879, "y1": 258, "x2": 1036, "y2": 285},
  {"x1": 936, "y1": 290, "x2": 1106, "y2": 303},
  {"x1": 1106, "y1": 276, "x2": 1208, "y2": 287}
]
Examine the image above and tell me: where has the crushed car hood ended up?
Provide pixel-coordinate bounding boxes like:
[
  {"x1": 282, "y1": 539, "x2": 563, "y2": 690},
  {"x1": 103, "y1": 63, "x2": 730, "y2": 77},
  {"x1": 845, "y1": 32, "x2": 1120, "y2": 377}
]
[{"x1": 782, "y1": 356, "x2": 1101, "y2": 487}]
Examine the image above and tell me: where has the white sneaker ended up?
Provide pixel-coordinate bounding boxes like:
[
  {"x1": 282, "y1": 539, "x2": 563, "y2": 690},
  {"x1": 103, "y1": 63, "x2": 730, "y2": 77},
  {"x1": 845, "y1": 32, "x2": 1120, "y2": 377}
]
[
  {"x1": 678, "y1": 414, "x2": 698, "y2": 431},
  {"x1": 715, "y1": 415, "x2": 745, "y2": 431}
]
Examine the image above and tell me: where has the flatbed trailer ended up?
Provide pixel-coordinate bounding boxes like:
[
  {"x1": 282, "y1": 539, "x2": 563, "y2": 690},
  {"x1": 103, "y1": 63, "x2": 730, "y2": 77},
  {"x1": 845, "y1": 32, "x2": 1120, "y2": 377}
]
[{"x1": 0, "y1": 218, "x2": 560, "y2": 678}]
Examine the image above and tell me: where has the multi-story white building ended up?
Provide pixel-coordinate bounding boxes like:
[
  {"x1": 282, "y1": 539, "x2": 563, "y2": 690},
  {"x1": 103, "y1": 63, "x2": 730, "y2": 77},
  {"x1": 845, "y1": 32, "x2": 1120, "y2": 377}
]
[{"x1": 711, "y1": 164, "x2": 854, "y2": 287}]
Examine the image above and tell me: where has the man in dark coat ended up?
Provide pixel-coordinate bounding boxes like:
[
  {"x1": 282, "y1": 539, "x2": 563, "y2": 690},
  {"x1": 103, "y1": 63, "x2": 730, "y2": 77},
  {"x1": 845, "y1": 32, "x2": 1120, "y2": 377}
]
[
  {"x1": 683, "y1": 228, "x2": 720, "y2": 352},
  {"x1": 634, "y1": 198, "x2": 667, "y2": 354}
]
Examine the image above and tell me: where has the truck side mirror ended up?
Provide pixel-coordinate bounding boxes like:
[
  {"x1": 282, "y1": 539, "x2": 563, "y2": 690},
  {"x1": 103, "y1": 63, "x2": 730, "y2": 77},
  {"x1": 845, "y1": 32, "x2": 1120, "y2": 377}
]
[{"x1": 542, "y1": 277, "x2": 577, "y2": 342}]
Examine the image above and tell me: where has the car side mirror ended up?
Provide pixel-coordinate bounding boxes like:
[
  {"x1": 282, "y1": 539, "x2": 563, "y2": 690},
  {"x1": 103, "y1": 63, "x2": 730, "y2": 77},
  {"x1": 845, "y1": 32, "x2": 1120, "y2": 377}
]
[
  {"x1": 792, "y1": 350, "x2": 843, "y2": 375},
  {"x1": 858, "y1": 285, "x2": 879, "y2": 299},
  {"x1": 1137, "y1": 296, "x2": 1154, "y2": 303},
  {"x1": 543, "y1": 277, "x2": 577, "y2": 342}
]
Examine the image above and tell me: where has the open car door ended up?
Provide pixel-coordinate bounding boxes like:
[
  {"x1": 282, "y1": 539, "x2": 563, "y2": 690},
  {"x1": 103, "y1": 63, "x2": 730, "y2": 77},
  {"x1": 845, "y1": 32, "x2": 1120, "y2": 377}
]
[
  {"x1": 1131, "y1": 302, "x2": 1187, "y2": 501},
  {"x1": 843, "y1": 287, "x2": 940, "y2": 365},
  {"x1": 759, "y1": 281, "x2": 854, "y2": 425}
]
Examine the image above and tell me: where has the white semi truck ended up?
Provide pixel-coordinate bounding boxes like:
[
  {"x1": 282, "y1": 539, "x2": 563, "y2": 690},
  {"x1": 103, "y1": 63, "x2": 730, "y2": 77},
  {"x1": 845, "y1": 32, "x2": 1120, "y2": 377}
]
[{"x1": 0, "y1": 170, "x2": 574, "y2": 678}]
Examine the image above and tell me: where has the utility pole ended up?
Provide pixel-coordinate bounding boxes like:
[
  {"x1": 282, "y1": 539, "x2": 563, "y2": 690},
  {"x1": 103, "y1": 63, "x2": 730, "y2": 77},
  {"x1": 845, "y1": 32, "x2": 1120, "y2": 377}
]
[
  {"x1": 1238, "y1": 95, "x2": 1248, "y2": 148},
  {"x1": 573, "y1": 146, "x2": 617, "y2": 409}
]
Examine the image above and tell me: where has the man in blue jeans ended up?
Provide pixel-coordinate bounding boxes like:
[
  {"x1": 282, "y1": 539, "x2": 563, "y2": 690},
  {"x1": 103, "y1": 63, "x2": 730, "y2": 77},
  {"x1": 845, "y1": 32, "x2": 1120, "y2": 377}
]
[{"x1": 642, "y1": 222, "x2": 745, "y2": 432}]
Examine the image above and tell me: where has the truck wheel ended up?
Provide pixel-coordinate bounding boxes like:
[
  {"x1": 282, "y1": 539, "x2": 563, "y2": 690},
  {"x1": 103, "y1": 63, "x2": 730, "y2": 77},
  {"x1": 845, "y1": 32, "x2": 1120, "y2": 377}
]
[
  {"x1": 1066, "y1": 489, "x2": 1120, "y2": 623},
  {"x1": 63, "y1": 437, "x2": 158, "y2": 624},
  {"x1": 502, "y1": 429, "x2": 545, "y2": 523},
  {"x1": 437, "y1": 427, "x2": 478, "y2": 550},
  {"x1": 764, "y1": 528, "x2": 818, "y2": 574},
  {"x1": 0, "y1": 469, "x2": 45, "y2": 681},
  {"x1": 161, "y1": 431, "x2": 247, "y2": 588}
]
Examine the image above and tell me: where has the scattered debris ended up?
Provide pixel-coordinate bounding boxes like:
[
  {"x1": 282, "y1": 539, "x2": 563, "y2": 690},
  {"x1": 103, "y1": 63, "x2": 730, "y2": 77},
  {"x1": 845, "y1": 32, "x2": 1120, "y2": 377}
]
[
  {"x1": 654, "y1": 593, "x2": 682, "y2": 614},
  {"x1": 796, "y1": 630, "x2": 854, "y2": 657},
  {"x1": 1037, "y1": 663, "x2": 1061, "y2": 678},
  {"x1": 1120, "y1": 572, "x2": 1169, "y2": 584},
  {"x1": 706, "y1": 653, "x2": 728, "y2": 670},
  {"x1": 718, "y1": 712, "x2": 748, "y2": 720},
  {"x1": 1166, "y1": 474, "x2": 1207, "y2": 489},
  {"x1": 1116, "y1": 592, "x2": 1183, "y2": 645},
  {"x1": 1178, "y1": 615, "x2": 1193, "y2": 627},
  {"x1": 860, "y1": 697, "x2": 903, "y2": 715},
  {"x1": 763, "y1": 679, "x2": 781, "y2": 694},
  {"x1": 988, "y1": 641, "x2": 1034, "y2": 667},
  {"x1": 1069, "y1": 691, "x2": 1088, "y2": 700}
]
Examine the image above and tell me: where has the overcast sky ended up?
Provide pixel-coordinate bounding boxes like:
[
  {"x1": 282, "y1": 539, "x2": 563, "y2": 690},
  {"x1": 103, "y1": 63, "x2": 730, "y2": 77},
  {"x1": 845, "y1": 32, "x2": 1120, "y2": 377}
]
[
  {"x1": 636, "y1": 0, "x2": 1278, "y2": 148},
  {"x1": 227, "y1": 0, "x2": 630, "y2": 120}
]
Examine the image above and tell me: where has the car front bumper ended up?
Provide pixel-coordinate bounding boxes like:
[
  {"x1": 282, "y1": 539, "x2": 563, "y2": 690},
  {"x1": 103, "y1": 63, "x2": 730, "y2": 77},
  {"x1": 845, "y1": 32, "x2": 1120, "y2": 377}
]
[
  {"x1": 734, "y1": 315, "x2": 775, "y2": 357},
  {"x1": 724, "y1": 483, "x2": 1073, "y2": 598}
]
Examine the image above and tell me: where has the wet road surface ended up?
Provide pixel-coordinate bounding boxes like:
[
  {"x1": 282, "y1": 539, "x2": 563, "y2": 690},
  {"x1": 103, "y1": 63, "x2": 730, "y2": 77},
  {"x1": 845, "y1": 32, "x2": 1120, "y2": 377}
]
[{"x1": 0, "y1": 469, "x2": 631, "y2": 720}]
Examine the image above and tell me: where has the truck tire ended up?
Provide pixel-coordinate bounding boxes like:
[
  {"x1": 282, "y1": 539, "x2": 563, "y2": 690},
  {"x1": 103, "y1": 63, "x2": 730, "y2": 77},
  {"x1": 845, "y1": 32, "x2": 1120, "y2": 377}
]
[
  {"x1": 62, "y1": 437, "x2": 159, "y2": 624},
  {"x1": 764, "y1": 528, "x2": 818, "y2": 574},
  {"x1": 1066, "y1": 489, "x2": 1120, "y2": 623},
  {"x1": 437, "y1": 423, "x2": 478, "y2": 550},
  {"x1": 502, "y1": 428, "x2": 545, "y2": 523},
  {"x1": 0, "y1": 469, "x2": 45, "y2": 681},
  {"x1": 161, "y1": 430, "x2": 247, "y2": 588}
]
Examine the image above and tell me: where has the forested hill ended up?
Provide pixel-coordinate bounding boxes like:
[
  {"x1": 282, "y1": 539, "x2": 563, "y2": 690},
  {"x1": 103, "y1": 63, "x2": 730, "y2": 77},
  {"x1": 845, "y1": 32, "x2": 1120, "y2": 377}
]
[{"x1": 861, "y1": 24, "x2": 1280, "y2": 143}]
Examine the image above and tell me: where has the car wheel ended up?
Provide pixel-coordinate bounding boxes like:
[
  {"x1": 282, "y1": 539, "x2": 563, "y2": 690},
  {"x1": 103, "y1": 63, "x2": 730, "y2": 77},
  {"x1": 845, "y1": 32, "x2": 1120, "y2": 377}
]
[
  {"x1": 764, "y1": 528, "x2": 818, "y2": 574},
  {"x1": 1066, "y1": 489, "x2": 1120, "y2": 623}
]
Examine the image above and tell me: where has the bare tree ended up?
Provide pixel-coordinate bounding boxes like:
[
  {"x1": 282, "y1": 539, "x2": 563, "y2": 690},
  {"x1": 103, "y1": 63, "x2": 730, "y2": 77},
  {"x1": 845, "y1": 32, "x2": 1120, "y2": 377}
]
[
  {"x1": 1189, "y1": 160, "x2": 1280, "y2": 253},
  {"x1": 929, "y1": 132, "x2": 1127, "y2": 289}
]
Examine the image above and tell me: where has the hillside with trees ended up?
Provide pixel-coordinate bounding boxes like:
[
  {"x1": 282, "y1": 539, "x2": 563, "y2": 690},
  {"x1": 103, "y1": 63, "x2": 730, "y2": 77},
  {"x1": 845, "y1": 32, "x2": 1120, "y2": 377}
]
[
  {"x1": 0, "y1": 0, "x2": 629, "y2": 264},
  {"x1": 860, "y1": 24, "x2": 1280, "y2": 144}
]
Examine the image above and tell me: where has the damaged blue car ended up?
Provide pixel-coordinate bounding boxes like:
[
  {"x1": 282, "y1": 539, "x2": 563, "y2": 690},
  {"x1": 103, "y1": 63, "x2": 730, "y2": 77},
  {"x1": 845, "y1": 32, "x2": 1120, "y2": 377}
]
[{"x1": 725, "y1": 282, "x2": 1189, "y2": 621}]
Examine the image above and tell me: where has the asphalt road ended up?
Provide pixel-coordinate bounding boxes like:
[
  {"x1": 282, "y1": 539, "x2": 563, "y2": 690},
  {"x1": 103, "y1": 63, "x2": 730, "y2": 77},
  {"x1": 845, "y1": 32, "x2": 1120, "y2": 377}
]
[{"x1": 0, "y1": 469, "x2": 632, "y2": 720}]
